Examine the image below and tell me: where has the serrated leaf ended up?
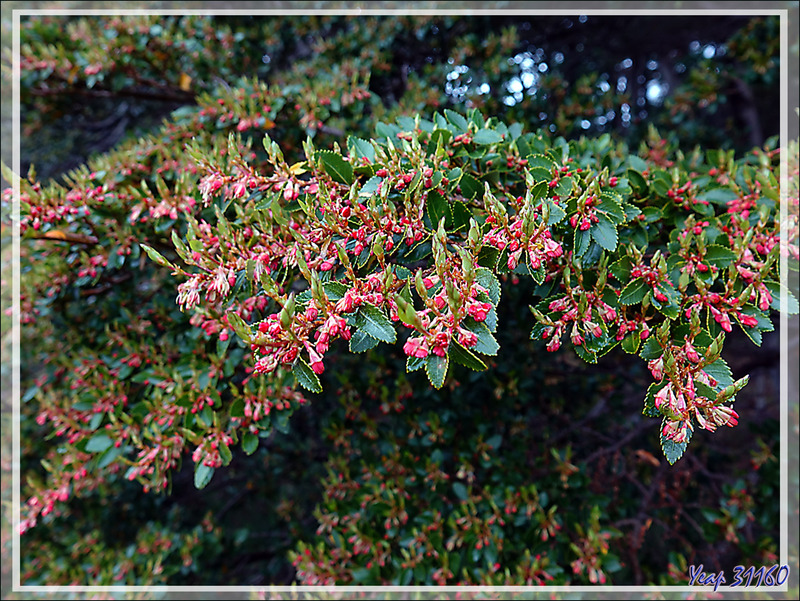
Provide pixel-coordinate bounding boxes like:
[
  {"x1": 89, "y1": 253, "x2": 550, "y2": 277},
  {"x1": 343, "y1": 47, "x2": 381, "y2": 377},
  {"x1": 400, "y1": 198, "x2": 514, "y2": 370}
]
[
  {"x1": 702, "y1": 359, "x2": 733, "y2": 390},
  {"x1": 475, "y1": 268, "x2": 501, "y2": 305},
  {"x1": 598, "y1": 192, "x2": 625, "y2": 222},
  {"x1": 347, "y1": 136, "x2": 376, "y2": 162},
  {"x1": 322, "y1": 281, "x2": 348, "y2": 301},
  {"x1": 609, "y1": 257, "x2": 633, "y2": 282},
  {"x1": 573, "y1": 344, "x2": 598, "y2": 363},
  {"x1": 765, "y1": 280, "x2": 799, "y2": 314},
  {"x1": 242, "y1": 432, "x2": 259, "y2": 455},
  {"x1": 619, "y1": 278, "x2": 648, "y2": 305},
  {"x1": 317, "y1": 150, "x2": 353, "y2": 185},
  {"x1": 459, "y1": 173, "x2": 482, "y2": 200},
  {"x1": 449, "y1": 341, "x2": 487, "y2": 371},
  {"x1": 621, "y1": 332, "x2": 642, "y2": 354},
  {"x1": 703, "y1": 245, "x2": 737, "y2": 268},
  {"x1": 358, "y1": 175, "x2": 381, "y2": 199},
  {"x1": 355, "y1": 303, "x2": 396, "y2": 343},
  {"x1": 194, "y1": 463, "x2": 215, "y2": 489},
  {"x1": 451, "y1": 201, "x2": 472, "y2": 231},
  {"x1": 643, "y1": 381, "x2": 666, "y2": 417},
  {"x1": 426, "y1": 190, "x2": 451, "y2": 230},
  {"x1": 473, "y1": 128, "x2": 504, "y2": 145},
  {"x1": 573, "y1": 228, "x2": 590, "y2": 257},
  {"x1": 406, "y1": 355, "x2": 425, "y2": 372},
  {"x1": 349, "y1": 329, "x2": 381, "y2": 353},
  {"x1": 638, "y1": 335, "x2": 663, "y2": 361},
  {"x1": 591, "y1": 214, "x2": 618, "y2": 251},
  {"x1": 294, "y1": 359, "x2": 322, "y2": 393},
  {"x1": 426, "y1": 354, "x2": 449, "y2": 389},
  {"x1": 660, "y1": 419, "x2": 692, "y2": 465},
  {"x1": 465, "y1": 320, "x2": 499, "y2": 356},
  {"x1": 546, "y1": 200, "x2": 567, "y2": 225}
]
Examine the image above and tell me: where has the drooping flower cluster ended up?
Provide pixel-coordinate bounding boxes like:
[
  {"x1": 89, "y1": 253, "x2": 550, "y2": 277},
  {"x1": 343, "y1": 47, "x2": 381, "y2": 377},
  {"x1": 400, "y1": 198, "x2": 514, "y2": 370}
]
[{"x1": 647, "y1": 328, "x2": 742, "y2": 444}]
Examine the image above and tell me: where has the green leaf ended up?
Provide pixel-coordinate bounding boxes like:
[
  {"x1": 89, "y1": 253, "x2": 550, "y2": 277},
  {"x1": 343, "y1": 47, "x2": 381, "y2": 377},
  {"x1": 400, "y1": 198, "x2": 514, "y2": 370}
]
[
  {"x1": 695, "y1": 380, "x2": 717, "y2": 402},
  {"x1": 573, "y1": 344, "x2": 598, "y2": 364},
  {"x1": 194, "y1": 463, "x2": 215, "y2": 489},
  {"x1": 609, "y1": 257, "x2": 633, "y2": 282},
  {"x1": 573, "y1": 228, "x2": 590, "y2": 257},
  {"x1": 444, "y1": 109, "x2": 469, "y2": 133},
  {"x1": 452, "y1": 481, "x2": 469, "y2": 501},
  {"x1": 642, "y1": 381, "x2": 666, "y2": 417},
  {"x1": 347, "y1": 136, "x2": 376, "y2": 162},
  {"x1": 218, "y1": 441, "x2": 233, "y2": 466},
  {"x1": 426, "y1": 190, "x2": 451, "y2": 230},
  {"x1": 294, "y1": 359, "x2": 322, "y2": 393},
  {"x1": 660, "y1": 419, "x2": 692, "y2": 465},
  {"x1": 697, "y1": 187, "x2": 738, "y2": 205},
  {"x1": 702, "y1": 359, "x2": 733, "y2": 390},
  {"x1": 473, "y1": 128, "x2": 504, "y2": 145},
  {"x1": 406, "y1": 355, "x2": 425, "y2": 372},
  {"x1": 229, "y1": 398, "x2": 245, "y2": 418},
  {"x1": 358, "y1": 175, "x2": 381, "y2": 199},
  {"x1": 317, "y1": 150, "x2": 353, "y2": 185},
  {"x1": 449, "y1": 341, "x2": 487, "y2": 371},
  {"x1": 355, "y1": 303, "x2": 396, "y2": 343},
  {"x1": 765, "y1": 281, "x2": 799, "y2": 314},
  {"x1": 545, "y1": 199, "x2": 567, "y2": 226},
  {"x1": 638, "y1": 335, "x2": 663, "y2": 361},
  {"x1": 591, "y1": 214, "x2": 618, "y2": 251},
  {"x1": 242, "y1": 432, "x2": 259, "y2": 455},
  {"x1": 139, "y1": 243, "x2": 173, "y2": 269},
  {"x1": 426, "y1": 354, "x2": 449, "y2": 389},
  {"x1": 429, "y1": 128, "x2": 453, "y2": 148},
  {"x1": 619, "y1": 278, "x2": 648, "y2": 305},
  {"x1": 703, "y1": 245, "x2": 737, "y2": 268},
  {"x1": 598, "y1": 192, "x2": 625, "y2": 223},
  {"x1": 459, "y1": 173, "x2": 482, "y2": 200},
  {"x1": 733, "y1": 306, "x2": 773, "y2": 346},
  {"x1": 349, "y1": 329, "x2": 381, "y2": 353},
  {"x1": 450, "y1": 201, "x2": 472, "y2": 231},
  {"x1": 227, "y1": 312, "x2": 252, "y2": 344},
  {"x1": 96, "y1": 445, "x2": 122, "y2": 469},
  {"x1": 626, "y1": 168, "x2": 648, "y2": 195},
  {"x1": 621, "y1": 332, "x2": 642, "y2": 354},
  {"x1": 465, "y1": 320, "x2": 499, "y2": 356},
  {"x1": 475, "y1": 268, "x2": 501, "y2": 305},
  {"x1": 322, "y1": 281, "x2": 348, "y2": 301},
  {"x1": 85, "y1": 434, "x2": 113, "y2": 453}
]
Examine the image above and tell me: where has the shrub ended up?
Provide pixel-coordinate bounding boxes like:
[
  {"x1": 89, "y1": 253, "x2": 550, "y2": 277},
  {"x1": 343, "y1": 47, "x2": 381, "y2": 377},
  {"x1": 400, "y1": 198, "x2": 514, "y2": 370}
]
[{"x1": 3, "y1": 12, "x2": 794, "y2": 589}]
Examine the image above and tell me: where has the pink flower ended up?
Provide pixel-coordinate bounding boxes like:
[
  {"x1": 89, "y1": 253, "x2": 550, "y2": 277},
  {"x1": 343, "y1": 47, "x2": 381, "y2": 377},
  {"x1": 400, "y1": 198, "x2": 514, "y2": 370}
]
[
  {"x1": 403, "y1": 337, "x2": 429, "y2": 358},
  {"x1": 684, "y1": 339, "x2": 701, "y2": 363},
  {"x1": 648, "y1": 356, "x2": 664, "y2": 381},
  {"x1": 737, "y1": 312, "x2": 759, "y2": 328}
]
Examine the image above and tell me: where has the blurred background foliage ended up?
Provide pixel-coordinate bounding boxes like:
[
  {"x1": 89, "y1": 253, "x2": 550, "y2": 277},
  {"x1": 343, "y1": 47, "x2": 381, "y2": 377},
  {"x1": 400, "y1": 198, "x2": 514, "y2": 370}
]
[{"x1": 0, "y1": 2, "x2": 797, "y2": 597}]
